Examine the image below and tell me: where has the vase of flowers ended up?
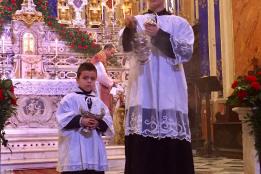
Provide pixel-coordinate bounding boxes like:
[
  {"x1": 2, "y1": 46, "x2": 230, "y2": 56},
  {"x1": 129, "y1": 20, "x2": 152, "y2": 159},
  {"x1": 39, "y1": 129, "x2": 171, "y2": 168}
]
[
  {"x1": 0, "y1": 79, "x2": 17, "y2": 147},
  {"x1": 227, "y1": 70, "x2": 261, "y2": 173}
]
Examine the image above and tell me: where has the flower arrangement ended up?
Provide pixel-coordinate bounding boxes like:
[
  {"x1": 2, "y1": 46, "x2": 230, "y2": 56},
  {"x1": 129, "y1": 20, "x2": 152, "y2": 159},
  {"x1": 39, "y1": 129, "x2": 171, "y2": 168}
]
[
  {"x1": 0, "y1": 79, "x2": 17, "y2": 147},
  {"x1": 227, "y1": 69, "x2": 261, "y2": 166},
  {"x1": 0, "y1": 0, "x2": 101, "y2": 56},
  {"x1": 227, "y1": 71, "x2": 261, "y2": 107}
]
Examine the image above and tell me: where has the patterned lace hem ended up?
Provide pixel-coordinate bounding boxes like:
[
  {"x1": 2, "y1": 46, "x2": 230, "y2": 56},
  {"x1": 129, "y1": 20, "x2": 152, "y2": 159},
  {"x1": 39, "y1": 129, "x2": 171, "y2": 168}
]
[
  {"x1": 57, "y1": 164, "x2": 108, "y2": 172},
  {"x1": 125, "y1": 131, "x2": 191, "y2": 142}
]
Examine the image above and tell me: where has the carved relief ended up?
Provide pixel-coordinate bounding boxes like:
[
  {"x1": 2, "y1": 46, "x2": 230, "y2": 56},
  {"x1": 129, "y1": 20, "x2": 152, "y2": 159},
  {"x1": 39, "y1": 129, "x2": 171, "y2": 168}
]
[{"x1": 8, "y1": 96, "x2": 61, "y2": 128}]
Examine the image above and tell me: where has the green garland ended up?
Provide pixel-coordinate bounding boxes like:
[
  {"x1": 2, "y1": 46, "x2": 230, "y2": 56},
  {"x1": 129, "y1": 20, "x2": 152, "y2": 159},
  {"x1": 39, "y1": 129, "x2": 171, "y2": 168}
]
[{"x1": 0, "y1": 0, "x2": 101, "y2": 56}]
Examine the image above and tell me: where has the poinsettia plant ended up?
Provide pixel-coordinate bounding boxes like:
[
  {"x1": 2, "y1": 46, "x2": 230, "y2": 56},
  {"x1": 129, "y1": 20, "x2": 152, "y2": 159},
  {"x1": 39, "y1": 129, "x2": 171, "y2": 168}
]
[
  {"x1": 227, "y1": 71, "x2": 261, "y2": 107},
  {"x1": 227, "y1": 69, "x2": 261, "y2": 167},
  {"x1": 0, "y1": 79, "x2": 17, "y2": 147}
]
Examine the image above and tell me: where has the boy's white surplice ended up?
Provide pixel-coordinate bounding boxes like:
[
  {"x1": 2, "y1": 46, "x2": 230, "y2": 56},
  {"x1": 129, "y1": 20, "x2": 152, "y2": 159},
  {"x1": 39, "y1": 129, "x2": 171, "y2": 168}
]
[
  {"x1": 56, "y1": 89, "x2": 114, "y2": 172},
  {"x1": 121, "y1": 14, "x2": 194, "y2": 142}
]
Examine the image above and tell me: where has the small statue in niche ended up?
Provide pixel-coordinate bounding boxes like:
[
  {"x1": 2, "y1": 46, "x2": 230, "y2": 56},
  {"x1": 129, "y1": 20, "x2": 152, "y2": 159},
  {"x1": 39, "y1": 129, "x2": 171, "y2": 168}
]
[
  {"x1": 58, "y1": 0, "x2": 72, "y2": 25},
  {"x1": 23, "y1": 33, "x2": 35, "y2": 54},
  {"x1": 122, "y1": 0, "x2": 132, "y2": 18},
  {"x1": 87, "y1": 0, "x2": 102, "y2": 27}
]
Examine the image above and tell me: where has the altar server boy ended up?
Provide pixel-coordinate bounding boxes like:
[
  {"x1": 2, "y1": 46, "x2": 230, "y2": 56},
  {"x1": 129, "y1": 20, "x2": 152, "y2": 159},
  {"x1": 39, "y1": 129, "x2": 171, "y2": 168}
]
[{"x1": 56, "y1": 62, "x2": 114, "y2": 174}]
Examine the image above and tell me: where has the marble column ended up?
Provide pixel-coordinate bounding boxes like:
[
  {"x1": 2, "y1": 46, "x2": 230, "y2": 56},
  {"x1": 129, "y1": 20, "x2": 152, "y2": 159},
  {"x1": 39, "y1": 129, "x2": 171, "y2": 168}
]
[{"x1": 233, "y1": 107, "x2": 260, "y2": 174}]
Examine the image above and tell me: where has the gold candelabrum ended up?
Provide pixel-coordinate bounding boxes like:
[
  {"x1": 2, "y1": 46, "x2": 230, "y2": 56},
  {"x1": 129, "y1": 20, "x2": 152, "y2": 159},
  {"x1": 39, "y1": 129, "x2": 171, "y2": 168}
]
[
  {"x1": 87, "y1": 0, "x2": 102, "y2": 27},
  {"x1": 58, "y1": 0, "x2": 72, "y2": 25}
]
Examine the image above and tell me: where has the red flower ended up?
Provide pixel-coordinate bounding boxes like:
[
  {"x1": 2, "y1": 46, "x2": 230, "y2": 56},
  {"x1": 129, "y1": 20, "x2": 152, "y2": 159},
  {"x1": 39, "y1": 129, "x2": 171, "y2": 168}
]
[
  {"x1": 47, "y1": 21, "x2": 52, "y2": 26},
  {"x1": 246, "y1": 75, "x2": 257, "y2": 82},
  {"x1": 10, "y1": 85, "x2": 14, "y2": 93},
  {"x1": 251, "y1": 81, "x2": 261, "y2": 90},
  {"x1": 0, "y1": 89, "x2": 4, "y2": 100},
  {"x1": 232, "y1": 80, "x2": 238, "y2": 89},
  {"x1": 91, "y1": 42, "x2": 96, "y2": 48},
  {"x1": 11, "y1": 0, "x2": 16, "y2": 5},
  {"x1": 11, "y1": 98, "x2": 17, "y2": 105},
  {"x1": 237, "y1": 90, "x2": 248, "y2": 101}
]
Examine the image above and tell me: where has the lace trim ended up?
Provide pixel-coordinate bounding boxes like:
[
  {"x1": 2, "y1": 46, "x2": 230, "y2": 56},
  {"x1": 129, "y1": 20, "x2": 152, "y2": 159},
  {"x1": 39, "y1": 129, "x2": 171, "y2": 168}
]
[
  {"x1": 167, "y1": 37, "x2": 193, "y2": 65},
  {"x1": 125, "y1": 131, "x2": 191, "y2": 142},
  {"x1": 57, "y1": 163, "x2": 108, "y2": 172},
  {"x1": 125, "y1": 106, "x2": 191, "y2": 142}
]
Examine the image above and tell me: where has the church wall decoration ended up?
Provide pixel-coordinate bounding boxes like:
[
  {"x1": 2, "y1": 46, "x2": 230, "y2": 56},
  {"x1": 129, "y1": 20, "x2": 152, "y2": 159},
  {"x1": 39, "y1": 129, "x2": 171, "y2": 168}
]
[
  {"x1": 198, "y1": 0, "x2": 210, "y2": 76},
  {"x1": 0, "y1": 0, "x2": 101, "y2": 56},
  {"x1": 214, "y1": 0, "x2": 222, "y2": 83}
]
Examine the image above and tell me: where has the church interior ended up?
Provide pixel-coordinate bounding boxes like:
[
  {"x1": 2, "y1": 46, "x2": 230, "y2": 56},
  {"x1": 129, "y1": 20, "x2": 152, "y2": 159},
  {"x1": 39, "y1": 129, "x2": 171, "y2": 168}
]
[{"x1": 0, "y1": 0, "x2": 260, "y2": 173}]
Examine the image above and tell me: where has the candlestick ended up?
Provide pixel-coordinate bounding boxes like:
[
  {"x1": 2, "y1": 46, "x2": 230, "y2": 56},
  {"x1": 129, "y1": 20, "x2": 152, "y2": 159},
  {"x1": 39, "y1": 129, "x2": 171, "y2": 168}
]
[
  {"x1": 55, "y1": 38, "x2": 58, "y2": 56},
  {"x1": 123, "y1": 8, "x2": 126, "y2": 19},
  {"x1": 1, "y1": 36, "x2": 5, "y2": 54}
]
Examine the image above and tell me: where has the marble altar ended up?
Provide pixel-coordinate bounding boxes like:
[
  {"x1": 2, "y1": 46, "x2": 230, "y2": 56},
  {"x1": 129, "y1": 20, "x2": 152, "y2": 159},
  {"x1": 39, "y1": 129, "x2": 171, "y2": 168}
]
[{"x1": 0, "y1": 0, "x2": 130, "y2": 171}]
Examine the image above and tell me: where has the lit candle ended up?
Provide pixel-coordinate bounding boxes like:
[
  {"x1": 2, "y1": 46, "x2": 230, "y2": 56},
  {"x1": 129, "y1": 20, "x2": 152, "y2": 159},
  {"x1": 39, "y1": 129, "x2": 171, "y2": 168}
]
[
  {"x1": 1, "y1": 36, "x2": 4, "y2": 54},
  {"x1": 55, "y1": 38, "x2": 58, "y2": 56}
]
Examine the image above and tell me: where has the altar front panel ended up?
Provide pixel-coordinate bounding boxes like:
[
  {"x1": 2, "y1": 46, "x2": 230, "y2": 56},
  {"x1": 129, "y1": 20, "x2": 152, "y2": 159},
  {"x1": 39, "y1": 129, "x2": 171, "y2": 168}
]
[{"x1": 7, "y1": 79, "x2": 78, "y2": 128}]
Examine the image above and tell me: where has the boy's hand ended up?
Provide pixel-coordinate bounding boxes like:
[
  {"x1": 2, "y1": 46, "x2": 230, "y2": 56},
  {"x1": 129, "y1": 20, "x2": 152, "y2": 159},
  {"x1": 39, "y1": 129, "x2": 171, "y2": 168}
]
[
  {"x1": 81, "y1": 117, "x2": 99, "y2": 129},
  {"x1": 144, "y1": 22, "x2": 159, "y2": 37}
]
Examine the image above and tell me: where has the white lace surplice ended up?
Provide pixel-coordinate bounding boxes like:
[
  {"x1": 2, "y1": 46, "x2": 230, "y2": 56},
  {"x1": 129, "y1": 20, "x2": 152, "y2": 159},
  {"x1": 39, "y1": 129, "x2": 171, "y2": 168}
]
[
  {"x1": 56, "y1": 90, "x2": 114, "y2": 172},
  {"x1": 122, "y1": 14, "x2": 194, "y2": 142}
]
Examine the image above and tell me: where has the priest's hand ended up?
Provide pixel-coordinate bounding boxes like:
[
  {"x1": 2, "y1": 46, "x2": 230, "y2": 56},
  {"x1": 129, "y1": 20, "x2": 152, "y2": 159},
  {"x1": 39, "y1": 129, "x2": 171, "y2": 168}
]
[
  {"x1": 144, "y1": 22, "x2": 159, "y2": 37},
  {"x1": 125, "y1": 16, "x2": 137, "y2": 29}
]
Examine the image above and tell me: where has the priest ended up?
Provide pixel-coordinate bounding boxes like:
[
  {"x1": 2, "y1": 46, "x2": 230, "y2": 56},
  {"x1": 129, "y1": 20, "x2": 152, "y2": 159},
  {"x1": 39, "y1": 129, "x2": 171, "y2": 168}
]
[{"x1": 120, "y1": 0, "x2": 195, "y2": 173}]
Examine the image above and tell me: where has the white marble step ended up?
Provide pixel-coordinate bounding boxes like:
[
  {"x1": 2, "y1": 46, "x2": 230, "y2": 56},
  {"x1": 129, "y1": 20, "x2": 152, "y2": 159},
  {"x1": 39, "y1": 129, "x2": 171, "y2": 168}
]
[
  {"x1": 1, "y1": 145, "x2": 124, "y2": 161},
  {"x1": 1, "y1": 146, "x2": 125, "y2": 171}
]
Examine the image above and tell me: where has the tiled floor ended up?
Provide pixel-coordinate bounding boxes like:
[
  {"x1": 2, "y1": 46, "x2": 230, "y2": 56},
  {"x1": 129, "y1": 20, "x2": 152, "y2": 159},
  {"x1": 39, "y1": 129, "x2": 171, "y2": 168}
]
[
  {"x1": 194, "y1": 156, "x2": 243, "y2": 174},
  {"x1": 7, "y1": 156, "x2": 244, "y2": 174}
]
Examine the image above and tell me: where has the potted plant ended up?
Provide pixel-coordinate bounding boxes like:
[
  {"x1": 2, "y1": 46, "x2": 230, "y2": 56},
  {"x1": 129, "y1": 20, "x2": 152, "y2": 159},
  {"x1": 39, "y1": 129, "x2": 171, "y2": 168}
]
[
  {"x1": 0, "y1": 79, "x2": 17, "y2": 147},
  {"x1": 227, "y1": 69, "x2": 261, "y2": 171}
]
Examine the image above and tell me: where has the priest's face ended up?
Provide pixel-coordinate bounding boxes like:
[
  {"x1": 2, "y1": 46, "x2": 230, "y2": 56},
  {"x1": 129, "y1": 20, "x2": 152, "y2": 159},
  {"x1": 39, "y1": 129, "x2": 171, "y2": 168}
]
[
  {"x1": 77, "y1": 70, "x2": 97, "y2": 92},
  {"x1": 104, "y1": 47, "x2": 116, "y2": 59},
  {"x1": 148, "y1": 0, "x2": 165, "y2": 11}
]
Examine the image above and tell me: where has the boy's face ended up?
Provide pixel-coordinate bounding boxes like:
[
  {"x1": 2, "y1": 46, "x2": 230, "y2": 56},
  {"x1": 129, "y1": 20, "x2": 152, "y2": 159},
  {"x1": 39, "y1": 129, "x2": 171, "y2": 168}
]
[{"x1": 77, "y1": 70, "x2": 97, "y2": 92}]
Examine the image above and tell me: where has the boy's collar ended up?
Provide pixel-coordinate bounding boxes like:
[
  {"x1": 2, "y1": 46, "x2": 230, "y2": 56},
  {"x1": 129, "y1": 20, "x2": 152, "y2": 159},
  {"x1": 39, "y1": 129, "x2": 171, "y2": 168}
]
[{"x1": 75, "y1": 87, "x2": 96, "y2": 97}]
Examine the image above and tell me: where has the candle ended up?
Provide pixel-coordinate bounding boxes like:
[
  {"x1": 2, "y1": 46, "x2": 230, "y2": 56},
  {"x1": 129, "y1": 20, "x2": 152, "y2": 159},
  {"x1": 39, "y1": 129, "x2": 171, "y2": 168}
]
[
  {"x1": 101, "y1": 2, "x2": 104, "y2": 22},
  {"x1": 112, "y1": 0, "x2": 114, "y2": 10},
  {"x1": 55, "y1": 39, "x2": 58, "y2": 56},
  {"x1": 123, "y1": 8, "x2": 126, "y2": 19},
  {"x1": 1, "y1": 36, "x2": 5, "y2": 54}
]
